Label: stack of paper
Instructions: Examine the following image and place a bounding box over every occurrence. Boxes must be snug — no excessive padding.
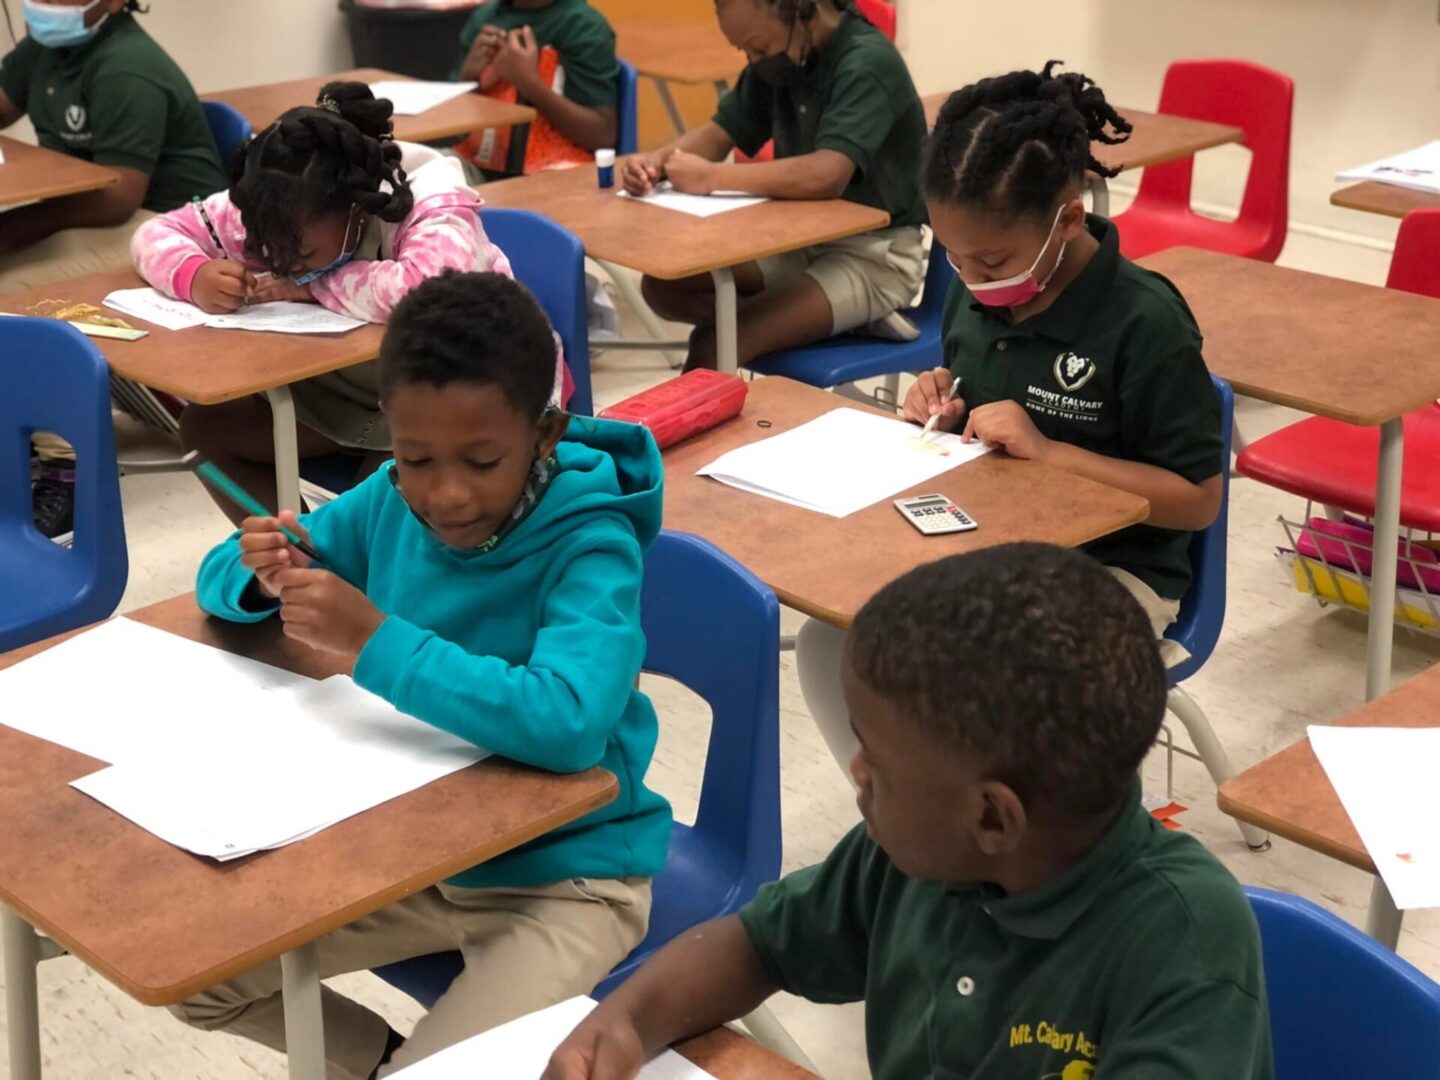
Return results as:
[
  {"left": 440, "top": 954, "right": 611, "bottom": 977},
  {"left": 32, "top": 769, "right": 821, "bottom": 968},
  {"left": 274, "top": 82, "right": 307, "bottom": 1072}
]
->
[
  {"left": 0, "top": 619, "right": 489, "bottom": 860},
  {"left": 105, "top": 287, "right": 365, "bottom": 335},
  {"left": 1336, "top": 141, "right": 1440, "bottom": 197},
  {"left": 698, "top": 407, "right": 991, "bottom": 517},
  {"left": 619, "top": 182, "right": 769, "bottom": 218},
  {"left": 370, "top": 80, "right": 478, "bottom": 116},
  {"left": 392, "top": 997, "right": 715, "bottom": 1079},
  {"left": 1308, "top": 725, "right": 1440, "bottom": 910}
]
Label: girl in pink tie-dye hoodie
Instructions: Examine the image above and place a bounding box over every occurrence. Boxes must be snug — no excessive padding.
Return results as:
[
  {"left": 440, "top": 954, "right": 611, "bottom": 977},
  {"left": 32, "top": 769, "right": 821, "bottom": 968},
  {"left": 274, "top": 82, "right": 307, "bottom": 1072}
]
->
[{"left": 131, "top": 80, "right": 565, "bottom": 524}]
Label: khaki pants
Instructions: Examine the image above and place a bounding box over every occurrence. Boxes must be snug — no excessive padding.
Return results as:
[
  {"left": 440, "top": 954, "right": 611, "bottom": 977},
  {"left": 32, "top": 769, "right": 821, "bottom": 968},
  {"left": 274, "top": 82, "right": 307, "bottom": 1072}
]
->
[
  {"left": 2, "top": 210, "right": 156, "bottom": 464},
  {"left": 170, "top": 876, "right": 651, "bottom": 1080}
]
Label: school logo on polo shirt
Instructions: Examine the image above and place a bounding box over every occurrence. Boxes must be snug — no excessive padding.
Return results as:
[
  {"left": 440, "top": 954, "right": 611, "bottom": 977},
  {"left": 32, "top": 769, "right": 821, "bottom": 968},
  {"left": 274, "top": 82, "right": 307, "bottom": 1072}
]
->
[
  {"left": 65, "top": 104, "right": 87, "bottom": 133},
  {"left": 1053, "top": 352, "right": 1097, "bottom": 392}
]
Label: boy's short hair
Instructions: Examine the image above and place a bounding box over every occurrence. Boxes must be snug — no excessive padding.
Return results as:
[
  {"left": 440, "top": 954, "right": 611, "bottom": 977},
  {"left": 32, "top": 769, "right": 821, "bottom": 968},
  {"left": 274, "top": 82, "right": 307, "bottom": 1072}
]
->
[
  {"left": 848, "top": 543, "right": 1167, "bottom": 817},
  {"left": 378, "top": 270, "right": 557, "bottom": 420}
]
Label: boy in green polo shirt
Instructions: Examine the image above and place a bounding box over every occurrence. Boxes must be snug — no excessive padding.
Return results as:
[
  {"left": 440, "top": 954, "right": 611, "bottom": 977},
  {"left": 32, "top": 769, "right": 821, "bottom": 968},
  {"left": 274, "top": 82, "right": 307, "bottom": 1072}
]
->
[
  {"left": 619, "top": 0, "right": 927, "bottom": 370},
  {"left": 545, "top": 543, "right": 1273, "bottom": 1080}
]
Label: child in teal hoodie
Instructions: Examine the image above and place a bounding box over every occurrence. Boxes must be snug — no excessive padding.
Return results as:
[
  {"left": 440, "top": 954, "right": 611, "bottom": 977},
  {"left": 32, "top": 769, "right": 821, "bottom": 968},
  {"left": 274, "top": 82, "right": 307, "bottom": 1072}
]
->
[{"left": 178, "top": 270, "right": 672, "bottom": 1079}]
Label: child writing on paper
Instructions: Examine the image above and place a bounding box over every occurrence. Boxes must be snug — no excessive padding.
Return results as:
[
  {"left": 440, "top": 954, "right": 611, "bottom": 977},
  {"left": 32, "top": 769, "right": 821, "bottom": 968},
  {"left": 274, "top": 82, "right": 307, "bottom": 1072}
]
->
[
  {"left": 452, "top": 0, "right": 619, "bottom": 178},
  {"left": 547, "top": 545, "right": 1273, "bottom": 1080},
  {"left": 131, "top": 81, "right": 544, "bottom": 524},
  {"left": 175, "top": 271, "right": 671, "bottom": 1079},
  {"left": 619, "top": 0, "right": 927, "bottom": 370}
]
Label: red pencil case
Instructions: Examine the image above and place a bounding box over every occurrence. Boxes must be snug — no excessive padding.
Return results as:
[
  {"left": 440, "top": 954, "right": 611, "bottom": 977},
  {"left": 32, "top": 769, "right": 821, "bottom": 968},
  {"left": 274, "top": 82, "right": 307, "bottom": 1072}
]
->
[{"left": 599, "top": 370, "right": 748, "bottom": 450}]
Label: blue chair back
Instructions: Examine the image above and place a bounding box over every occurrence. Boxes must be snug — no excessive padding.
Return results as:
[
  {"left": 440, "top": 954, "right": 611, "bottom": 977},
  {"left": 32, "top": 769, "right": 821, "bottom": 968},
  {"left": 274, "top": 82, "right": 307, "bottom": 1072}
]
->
[
  {"left": 201, "top": 100, "right": 252, "bottom": 169},
  {"left": 0, "top": 319, "right": 127, "bottom": 650},
  {"left": 480, "top": 207, "right": 593, "bottom": 417},
  {"left": 615, "top": 60, "right": 639, "bottom": 156},
  {"left": 373, "top": 530, "right": 781, "bottom": 1005},
  {"left": 1165, "top": 375, "right": 1232, "bottom": 684},
  {"left": 1248, "top": 887, "right": 1440, "bottom": 1079}
]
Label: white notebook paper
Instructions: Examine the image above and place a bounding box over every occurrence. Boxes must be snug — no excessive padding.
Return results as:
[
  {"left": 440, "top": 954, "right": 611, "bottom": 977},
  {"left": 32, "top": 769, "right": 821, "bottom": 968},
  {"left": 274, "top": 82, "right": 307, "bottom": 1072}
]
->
[
  {"left": 392, "top": 996, "right": 715, "bottom": 1079},
  {"left": 370, "top": 80, "right": 478, "bottom": 116},
  {"left": 1336, "top": 141, "right": 1440, "bottom": 197},
  {"left": 1308, "top": 725, "right": 1440, "bottom": 910},
  {"left": 698, "top": 407, "right": 991, "bottom": 518},
  {"left": 104, "top": 287, "right": 365, "bottom": 335},
  {"left": 619, "top": 182, "right": 769, "bottom": 218}
]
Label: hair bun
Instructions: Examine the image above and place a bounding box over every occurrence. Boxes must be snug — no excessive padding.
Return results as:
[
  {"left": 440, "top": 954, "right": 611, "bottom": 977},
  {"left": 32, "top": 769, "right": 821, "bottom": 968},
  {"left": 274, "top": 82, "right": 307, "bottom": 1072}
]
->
[{"left": 317, "top": 81, "right": 396, "bottom": 142}]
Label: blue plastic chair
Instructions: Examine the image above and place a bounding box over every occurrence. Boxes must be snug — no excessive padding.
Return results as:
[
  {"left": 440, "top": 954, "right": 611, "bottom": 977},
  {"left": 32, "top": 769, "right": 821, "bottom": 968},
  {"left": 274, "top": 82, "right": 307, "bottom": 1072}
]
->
[
  {"left": 747, "top": 235, "right": 953, "bottom": 395},
  {"left": 616, "top": 60, "right": 639, "bottom": 156},
  {"left": 1247, "top": 887, "right": 1440, "bottom": 1079},
  {"left": 1, "top": 319, "right": 127, "bottom": 651},
  {"left": 373, "top": 529, "right": 782, "bottom": 1005},
  {"left": 1163, "top": 376, "right": 1266, "bottom": 850},
  {"left": 201, "top": 100, "right": 252, "bottom": 168}
]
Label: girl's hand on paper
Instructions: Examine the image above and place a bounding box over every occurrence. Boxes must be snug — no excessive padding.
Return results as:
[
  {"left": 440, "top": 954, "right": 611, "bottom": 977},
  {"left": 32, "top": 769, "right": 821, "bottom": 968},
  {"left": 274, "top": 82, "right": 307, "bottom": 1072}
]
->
[
  {"left": 192, "top": 260, "right": 250, "bottom": 314},
  {"left": 543, "top": 1014, "right": 645, "bottom": 1080},
  {"left": 620, "top": 152, "right": 666, "bottom": 196},
  {"left": 248, "top": 276, "right": 314, "bottom": 305},
  {"left": 271, "top": 566, "right": 384, "bottom": 666},
  {"left": 903, "top": 367, "right": 967, "bottom": 432},
  {"left": 665, "top": 149, "right": 718, "bottom": 195},
  {"left": 239, "top": 511, "right": 313, "bottom": 599},
  {"left": 962, "top": 400, "right": 1052, "bottom": 460}
]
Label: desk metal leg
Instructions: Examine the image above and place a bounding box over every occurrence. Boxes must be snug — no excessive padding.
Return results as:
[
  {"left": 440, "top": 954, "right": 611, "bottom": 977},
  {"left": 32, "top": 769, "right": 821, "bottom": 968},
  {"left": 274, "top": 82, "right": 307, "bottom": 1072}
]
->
[
  {"left": 1365, "top": 418, "right": 1403, "bottom": 703},
  {"left": 266, "top": 386, "right": 302, "bottom": 515},
  {"left": 1088, "top": 175, "right": 1111, "bottom": 218},
  {"left": 281, "top": 942, "right": 325, "bottom": 1080},
  {"left": 711, "top": 267, "right": 738, "bottom": 374},
  {"left": 712, "top": 79, "right": 729, "bottom": 101},
  {"left": 653, "top": 80, "right": 687, "bottom": 138},
  {"left": 1366, "top": 877, "right": 1403, "bottom": 948},
  {"left": 3, "top": 907, "right": 42, "bottom": 1080}
]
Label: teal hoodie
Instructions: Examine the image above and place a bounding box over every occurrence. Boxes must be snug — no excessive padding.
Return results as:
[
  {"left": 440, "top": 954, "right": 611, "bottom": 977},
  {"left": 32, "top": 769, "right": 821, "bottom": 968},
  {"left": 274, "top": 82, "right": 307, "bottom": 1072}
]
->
[{"left": 196, "top": 418, "right": 673, "bottom": 888}]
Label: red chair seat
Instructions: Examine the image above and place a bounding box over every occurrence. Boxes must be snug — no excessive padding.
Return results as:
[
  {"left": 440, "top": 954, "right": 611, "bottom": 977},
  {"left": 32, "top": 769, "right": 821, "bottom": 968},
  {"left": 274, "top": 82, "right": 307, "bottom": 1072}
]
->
[
  {"left": 1236, "top": 406, "right": 1440, "bottom": 533},
  {"left": 1117, "top": 207, "right": 1281, "bottom": 262}
]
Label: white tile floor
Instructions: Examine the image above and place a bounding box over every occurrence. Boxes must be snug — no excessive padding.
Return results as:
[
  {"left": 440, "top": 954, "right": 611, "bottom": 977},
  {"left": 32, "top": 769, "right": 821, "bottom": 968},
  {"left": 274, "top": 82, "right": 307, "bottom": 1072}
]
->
[{"left": 4, "top": 234, "right": 1438, "bottom": 1079}]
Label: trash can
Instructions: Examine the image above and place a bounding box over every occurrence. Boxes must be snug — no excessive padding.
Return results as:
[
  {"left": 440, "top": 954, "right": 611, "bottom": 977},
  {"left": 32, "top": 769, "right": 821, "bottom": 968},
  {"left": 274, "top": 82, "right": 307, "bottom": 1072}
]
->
[{"left": 338, "top": 0, "right": 482, "bottom": 82}]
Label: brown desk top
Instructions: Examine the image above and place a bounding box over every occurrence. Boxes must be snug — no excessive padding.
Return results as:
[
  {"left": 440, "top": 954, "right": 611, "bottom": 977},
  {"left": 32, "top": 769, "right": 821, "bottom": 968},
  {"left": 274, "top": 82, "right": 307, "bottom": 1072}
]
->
[
  {"left": 1332, "top": 181, "right": 1440, "bottom": 220},
  {"left": 203, "top": 68, "right": 535, "bottom": 145},
  {"left": 920, "top": 99, "right": 1243, "bottom": 174},
  {"left": 677, "top": 1028, "right": 819, "bottom": 1078},
  {"left": 663, "top": 378, "right": 1150, "bottom": 628},
  {"left": 0, "top": 595, "right": 618, "bottom": 1006},
  {"left": 614, "top": 19, "right": 747, "bottom": 86},
  {"left": 482, "top": 166, "right": 890, "bottom": 280},
  {"left": 0, "top": 135, "right": 117, "bottom": 208},
  {"left": 0, "top": 268, "right": 385, "bottom": 404},
  {"left": 1140, "top": 247, "right": 1440, "bottom": 427},
  {"left": 1218, "top": 661, "right": 1440, "bottom": 874}
]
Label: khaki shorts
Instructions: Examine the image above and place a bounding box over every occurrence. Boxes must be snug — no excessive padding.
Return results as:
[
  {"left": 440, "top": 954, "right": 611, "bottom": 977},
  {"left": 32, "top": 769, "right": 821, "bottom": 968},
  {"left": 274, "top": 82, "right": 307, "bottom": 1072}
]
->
[
  {"left": 756, "top": 224, "right": 926, "bottom": 334},
  {"left": 1110, "top": 567, "right": 1188, "bottom": 667}
]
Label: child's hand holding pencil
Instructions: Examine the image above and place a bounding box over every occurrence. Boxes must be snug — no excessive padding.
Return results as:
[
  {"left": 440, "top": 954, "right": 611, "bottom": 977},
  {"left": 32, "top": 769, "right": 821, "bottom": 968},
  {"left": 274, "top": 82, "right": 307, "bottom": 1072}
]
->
[{"left": 238, "top": 510, "right": 315, "bottom": 599}]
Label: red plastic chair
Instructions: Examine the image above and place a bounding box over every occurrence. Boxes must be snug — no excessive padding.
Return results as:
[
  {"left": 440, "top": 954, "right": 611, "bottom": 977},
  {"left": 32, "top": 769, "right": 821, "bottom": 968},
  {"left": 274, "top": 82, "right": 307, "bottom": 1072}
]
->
[
  {"left": 1236, "top": 210, "right": 1440, "bottom": 531},
  {"left": 735, "top": 0, "right": 896, "bottom": 165},
  {"left": 1113, "top": 59, "right": 1294, "bottom": 263}
]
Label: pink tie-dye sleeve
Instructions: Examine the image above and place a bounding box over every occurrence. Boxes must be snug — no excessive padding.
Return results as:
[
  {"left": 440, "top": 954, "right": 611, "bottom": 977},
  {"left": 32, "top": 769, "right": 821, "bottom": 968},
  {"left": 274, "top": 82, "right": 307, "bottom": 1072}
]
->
[
  {"left": 305, "top": 193, "right": 507, "bottom": 324},
  {"left": 130, "top": 192, "right": 252, "bottom": 298}
]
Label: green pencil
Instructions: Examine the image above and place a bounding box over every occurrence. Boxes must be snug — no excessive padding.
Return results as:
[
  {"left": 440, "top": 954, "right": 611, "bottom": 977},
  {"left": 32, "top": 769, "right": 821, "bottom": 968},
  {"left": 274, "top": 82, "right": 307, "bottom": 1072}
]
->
[{"left": 183, "top": 451, "right": 325, "bottom": 564}]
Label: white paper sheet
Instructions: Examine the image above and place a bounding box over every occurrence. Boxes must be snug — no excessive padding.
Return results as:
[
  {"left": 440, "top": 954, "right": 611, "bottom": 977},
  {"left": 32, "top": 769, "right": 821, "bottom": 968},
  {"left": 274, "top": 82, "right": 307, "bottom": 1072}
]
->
[
  {"left": 104, "top": 287, "right": 364, "bottom": 335},
  {"left": 698, "top": 407, "right": 992, "bottom": 518},
  {"left": 392, "top": 996, "right": 715, "bottom": 1079},
  {"left": 1336, "top": 141, "right": 1440, "bottom": 197},
  {"left": 1308, "top": 725, "right": 1440, "bottom": 910},
  {"left": 370, "top": 80, "right": 478, "bottom": 116},
  {"left": 619, "top": 182, "right": 769, "bottom": 218}
]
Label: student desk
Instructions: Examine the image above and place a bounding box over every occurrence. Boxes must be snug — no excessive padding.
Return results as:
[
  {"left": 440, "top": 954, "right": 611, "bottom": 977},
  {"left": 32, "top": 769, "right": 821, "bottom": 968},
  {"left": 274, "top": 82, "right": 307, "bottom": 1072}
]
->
[
  {"left": 920, "top": 96, "right": 1244, "bottom": 217},
  {"left": 613, "top": 19, "right": 747, "bottom": 137},
  {"left": 674, "top": 1027, "right": 818, "bottom": 1078},
  {"left": 1218, "top": 661, "right": 1440, "bottom": 950},
  {"left": 481, "top": 166, "right": 890, "bottom": 374},
  {"left": 0, "top": 136, "right": 117, "bottom": 208},
  {"left": 203, "top": 67, "right": 536, "bottom": 145},
  {"left": 0, "top": 268, "right": 385, "bottom": 514},
  {"left": 1331, "top": 182, "right": 1440, "bottom": 220},
  {"left": 1141, "top": 246, "right": 1440, "bottom": 941},
  {"left": 0, "top": 594, "right": 618, "bottom": 1080}
]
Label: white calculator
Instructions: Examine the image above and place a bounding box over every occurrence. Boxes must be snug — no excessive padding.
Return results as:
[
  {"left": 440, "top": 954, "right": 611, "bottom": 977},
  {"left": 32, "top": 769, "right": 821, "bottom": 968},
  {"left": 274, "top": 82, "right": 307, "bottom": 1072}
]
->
[{"left": 894, "top": 494, "right": 978, "bottom": 535}]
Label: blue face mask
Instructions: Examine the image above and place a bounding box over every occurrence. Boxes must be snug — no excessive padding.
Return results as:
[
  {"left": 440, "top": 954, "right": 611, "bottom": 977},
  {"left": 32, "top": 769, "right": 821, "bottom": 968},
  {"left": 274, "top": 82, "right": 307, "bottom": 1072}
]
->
[
  {"left": 292, "top": 206, "right": 362, "bottom": 286},
  {"left": 23, "top": 0, "right": 109, "bottom": 49}
]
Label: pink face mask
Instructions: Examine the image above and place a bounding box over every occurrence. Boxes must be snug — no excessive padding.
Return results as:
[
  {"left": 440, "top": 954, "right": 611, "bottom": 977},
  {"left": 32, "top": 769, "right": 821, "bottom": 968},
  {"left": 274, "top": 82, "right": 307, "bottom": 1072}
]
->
[{"left": 951, "top": 202, "right": 1072, "bottom": 309}]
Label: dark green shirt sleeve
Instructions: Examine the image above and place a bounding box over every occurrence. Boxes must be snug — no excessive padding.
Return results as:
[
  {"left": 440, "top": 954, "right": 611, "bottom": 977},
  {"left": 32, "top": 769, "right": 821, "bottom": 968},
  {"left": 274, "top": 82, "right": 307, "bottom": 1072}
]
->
[
  {"left": 1118, "top": 343, "right": 1224, "bottom": 483},
  {"left": 813, "top": 65, "right": 896, "bottom": 177},
  {"left": 0, "top": 39, "right": 38, "bottom": 112},
  {"left": 737, "top": 825, "right": 884, "bottom": 1005},
  {"left": 554, "top": 12, "right": 618, "bottom": 108},
  {"left": 85, "top": 72, "right": 168, "bottom": 175},
  {"left": 1096, "top": 980, "right": 1272, "bottom": 1079},
  {"left": 712, "top": 70, "right": 771, "bottom": 159},
  {"left": 451, "top": 2, "right": 501, "bottom": 81}
]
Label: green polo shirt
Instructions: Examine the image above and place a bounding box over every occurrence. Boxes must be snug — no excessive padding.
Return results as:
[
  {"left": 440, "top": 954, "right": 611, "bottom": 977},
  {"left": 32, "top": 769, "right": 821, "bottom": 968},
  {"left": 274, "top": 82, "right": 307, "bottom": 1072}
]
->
[
  {"left": 713, "top": 5, "right": 925, "bottom": 229},
  {"left": 451, "top": 0, "right": 618, "bottom": 108},
  {"left": 941, "top": 216, "right": 1223, "bottom": 599},
  {"left": 0, "top": 14, "right": 226, "bottom": 213},
  {"left": 739, "top": 787, "right": 1272, "bottom": 1080}
]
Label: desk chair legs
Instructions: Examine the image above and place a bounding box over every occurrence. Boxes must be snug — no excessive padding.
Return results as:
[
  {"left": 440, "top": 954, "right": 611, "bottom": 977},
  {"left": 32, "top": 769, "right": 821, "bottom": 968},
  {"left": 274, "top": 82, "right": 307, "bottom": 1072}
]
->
[
  {"left": 280, "top": 942, "right": 326, "bottom": 1080},
  {"left": 1366, "top": 877, "right": 1404, "bottom": 949},
  {"left": 593, "top": 259, "right": 685, "bottom": 369},
  {"left": 1165, "top": 685, "right": 1270, "bottom": 850},
  {"left": 1365, "top": 419, "right": 1404, "bottom": 702},
  {"left": 653, "top": 80, "right": 688, "bottom": 138},
  {"left": 795, "top": 619, "right": 860, "bottom": 785},
  {"left": 266, "top": 386, "right": 302, "bottom": 515},
  {"left": 712, "top": 268, "right": 739, "bottom": 375},
  {"left": 3, "top": 906, "right": 42, "bottom": 1080},
  {"left": 1088, "top": 176, "right": 1111, "bottom": 218},
  {"left": 740, "top": 1004, "right": 819, "bottom": 1073}
]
